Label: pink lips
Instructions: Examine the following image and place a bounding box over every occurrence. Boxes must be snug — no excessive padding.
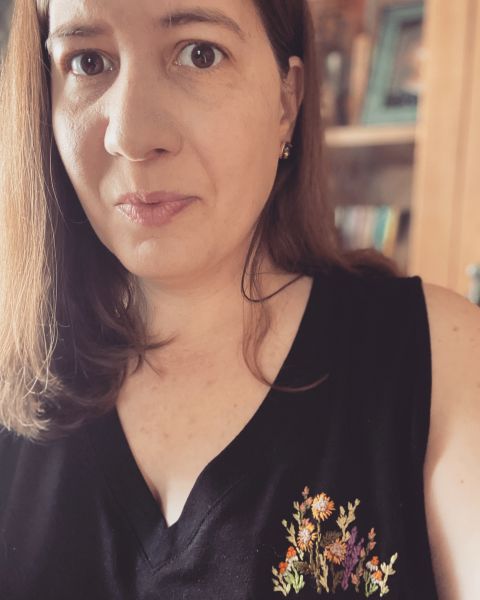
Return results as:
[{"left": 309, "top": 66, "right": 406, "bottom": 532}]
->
[{"left": 115, "top": 191, "right": 197, "bottom": 226}]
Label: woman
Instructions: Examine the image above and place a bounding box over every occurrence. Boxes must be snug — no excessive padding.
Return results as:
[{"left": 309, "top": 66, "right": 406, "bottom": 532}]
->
[{"left": 0, "top": 0, "right": 478, "bottom": 598}]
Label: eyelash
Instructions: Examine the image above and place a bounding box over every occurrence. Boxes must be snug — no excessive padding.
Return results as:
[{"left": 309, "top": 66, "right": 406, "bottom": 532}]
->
[{"left": 60, "top": 40, "right": 228, "bottom": 79}]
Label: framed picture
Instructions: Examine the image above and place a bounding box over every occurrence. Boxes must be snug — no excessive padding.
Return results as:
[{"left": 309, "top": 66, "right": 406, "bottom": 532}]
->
[{"left": 361, "top": 3, "right": 425, "bottom": 125}]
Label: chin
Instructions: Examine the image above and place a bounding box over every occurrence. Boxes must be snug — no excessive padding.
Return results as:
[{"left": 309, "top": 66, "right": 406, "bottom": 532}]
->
[{"left": 118, "top": 250, "right": 204, "bottom": 285}]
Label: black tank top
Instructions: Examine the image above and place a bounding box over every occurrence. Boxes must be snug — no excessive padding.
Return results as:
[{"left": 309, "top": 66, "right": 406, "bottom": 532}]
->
[{"left": 0, "top": 267, "right": 438, "bottom": 599}]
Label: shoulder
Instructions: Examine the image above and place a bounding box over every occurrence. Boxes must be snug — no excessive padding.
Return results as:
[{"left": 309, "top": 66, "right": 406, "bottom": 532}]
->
[
  {"left": 421, "top": 281, "right": 480, "bottom": 423},
  {"left": 420, "top": 282, "right": 480, "bottom": 598}
]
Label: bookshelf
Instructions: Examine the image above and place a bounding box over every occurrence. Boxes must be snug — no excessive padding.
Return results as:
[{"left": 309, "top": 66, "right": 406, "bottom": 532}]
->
[
  {"left": 310, "top": 0, "right": 425, "bottom": 275},
  {"left": 312, "top": 0, "right": 480, "bottom": 299},
  {"left": 309, "top": 0, "right": 424, "bottom": 274}
]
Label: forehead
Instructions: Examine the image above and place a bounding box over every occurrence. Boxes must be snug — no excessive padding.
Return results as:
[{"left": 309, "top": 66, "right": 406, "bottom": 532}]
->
[{"left": 47, "top": 0, "right": 260, "bottom": 41}]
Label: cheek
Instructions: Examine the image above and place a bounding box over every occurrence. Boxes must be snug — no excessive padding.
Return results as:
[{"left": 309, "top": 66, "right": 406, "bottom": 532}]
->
[
  {"left": 54, "top": 138, "right": 91, "bottom": 190},
  {"left": 52, "top": 110, "right": 76, "bottom": 179},
  {"left": 52, "top": 103, "right": 103, "bottom": 198},
  {"left": 201, "top": 82, "right": 281, "bottom": 221}
]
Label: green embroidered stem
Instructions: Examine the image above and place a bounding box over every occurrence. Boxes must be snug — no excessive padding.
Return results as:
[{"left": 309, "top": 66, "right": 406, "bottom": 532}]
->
[
  {"left": 317, "top": 552, "right": 330, "bottom": 593},
  {"left": 378, "top": 553, "right": 398, "bottom": 597},
  {"left": 336, "top": 499, "right": 360, "bottom": 541}
]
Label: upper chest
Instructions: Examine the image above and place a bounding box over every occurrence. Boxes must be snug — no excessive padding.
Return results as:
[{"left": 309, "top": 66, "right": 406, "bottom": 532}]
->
[
  {"left": 113, "top": 278, "right": 315, "bottom": 527},
  {"left": 116, "top": 365, "right": 272, "bottom": 525}
]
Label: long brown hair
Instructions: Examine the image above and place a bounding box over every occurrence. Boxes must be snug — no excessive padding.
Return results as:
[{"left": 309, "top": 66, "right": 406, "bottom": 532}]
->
[{"left": 0, "top": 0, "right": 400, "bottom": 441}]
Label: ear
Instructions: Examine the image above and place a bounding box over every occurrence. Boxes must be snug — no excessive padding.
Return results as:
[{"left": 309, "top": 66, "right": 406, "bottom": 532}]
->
[{"left": 279, "top": 56, "right": 305, "bottom": 144}]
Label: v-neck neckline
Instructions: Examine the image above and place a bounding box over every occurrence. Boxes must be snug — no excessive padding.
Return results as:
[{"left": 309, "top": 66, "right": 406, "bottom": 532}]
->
[{"left": 85, "top": 271, "right": 328, "bottom": 571}]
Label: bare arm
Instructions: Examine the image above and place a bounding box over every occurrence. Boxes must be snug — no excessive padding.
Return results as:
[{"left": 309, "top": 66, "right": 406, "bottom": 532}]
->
[{"left": 422, "top": 282, "right": 480, "bottom": 599}]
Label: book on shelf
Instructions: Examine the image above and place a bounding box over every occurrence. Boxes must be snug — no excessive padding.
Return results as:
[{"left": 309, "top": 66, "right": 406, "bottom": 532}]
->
[
  {"left": 335, "top": 203, "right": 408, "bottom": 257},
  {"left": 347, "top": 31, "right": 372, "bottom": 125}
]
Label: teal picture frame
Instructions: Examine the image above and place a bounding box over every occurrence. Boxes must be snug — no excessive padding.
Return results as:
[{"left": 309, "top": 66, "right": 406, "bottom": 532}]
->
[{"left": 362, "top": 3, "right": 424, "bottom": 125}]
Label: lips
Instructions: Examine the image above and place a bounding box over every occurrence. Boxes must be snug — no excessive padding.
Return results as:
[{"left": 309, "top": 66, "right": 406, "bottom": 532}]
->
[
  {"left": 115, "top": 191, "right": 197, "bottom": 226},
  {"left": 116, "top": 191, "right": 194, "bottom": 205}
]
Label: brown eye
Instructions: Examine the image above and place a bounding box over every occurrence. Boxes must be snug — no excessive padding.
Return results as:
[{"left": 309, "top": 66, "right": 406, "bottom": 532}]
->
[
  {"left": 176, "top": 42, "right": 225, "bottom": 70},
  {"left": 70, "top": 52, "right": 113, "bottom": 77}
]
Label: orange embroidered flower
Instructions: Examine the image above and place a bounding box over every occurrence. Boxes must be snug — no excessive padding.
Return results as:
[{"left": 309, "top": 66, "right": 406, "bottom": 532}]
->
[
  {"left": 324, "top": 538, "right": 347, "bottom": 565},
  {"left": 372, "top": 570, "right": 384, "bottom": 582},
  {"left": 286, "top": 546, "right": 297, "bottom": 559},
  {"left": 278, "top": 561, "right": 288, "bottom": 575},
  {"left": 311, "top": 493, "right": 335, "bottom": 521},
  {"left": 297, "top": 518, "right": 318, "bottom": 551}
]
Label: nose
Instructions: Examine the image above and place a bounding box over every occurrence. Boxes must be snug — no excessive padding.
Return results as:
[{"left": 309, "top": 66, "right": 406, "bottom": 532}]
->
[{"left": 103, "top": 64, "right": 182, "bottom": 162}]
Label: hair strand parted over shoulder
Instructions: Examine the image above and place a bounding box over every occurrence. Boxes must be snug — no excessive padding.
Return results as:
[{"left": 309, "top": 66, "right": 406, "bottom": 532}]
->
[{"left": 0, "top": 0, "right": 400, "bottom": 441}]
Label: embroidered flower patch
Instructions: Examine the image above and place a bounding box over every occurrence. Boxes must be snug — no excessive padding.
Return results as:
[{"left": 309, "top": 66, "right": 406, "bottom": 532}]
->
[{"left": 271, "top": 486, "right": 398, "bottom": 597}]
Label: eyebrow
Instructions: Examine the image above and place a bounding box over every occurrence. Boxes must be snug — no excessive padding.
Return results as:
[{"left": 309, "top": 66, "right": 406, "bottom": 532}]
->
[{"left": 45, "top": 7, "right": 247, "bottom": 55}]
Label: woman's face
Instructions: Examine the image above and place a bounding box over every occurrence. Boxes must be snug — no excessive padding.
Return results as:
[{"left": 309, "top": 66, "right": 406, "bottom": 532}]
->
[{"left": 48, "top": 0, "right": 303, "bottom": 284}]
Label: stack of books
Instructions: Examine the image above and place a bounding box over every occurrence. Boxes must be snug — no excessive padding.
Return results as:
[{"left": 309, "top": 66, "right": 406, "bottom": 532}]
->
[{"left": 335, "top": 204, "right": 409, "bottom": 257}]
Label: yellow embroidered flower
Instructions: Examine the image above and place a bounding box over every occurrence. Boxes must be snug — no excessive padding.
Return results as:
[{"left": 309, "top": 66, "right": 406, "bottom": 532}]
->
[
  {"left": 311, "top": 492, "right": 335, "bottom": 521},
  {"left": 324, "top": 538, "right": 347, "bottom": 565},
  {"left": 372, "top": 570, "right": 384, "bottom": 582},
  {"left": 297, "top": 518, "right": 318, "bottom": 551}
]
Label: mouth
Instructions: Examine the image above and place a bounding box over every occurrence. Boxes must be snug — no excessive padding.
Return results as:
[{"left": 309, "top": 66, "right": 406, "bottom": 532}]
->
[
  {"left": 115, "top": 191, "right": 197, "bottom": 227},
  {"left": 116, "top": 191, "right": 195, "bottom": 205}
]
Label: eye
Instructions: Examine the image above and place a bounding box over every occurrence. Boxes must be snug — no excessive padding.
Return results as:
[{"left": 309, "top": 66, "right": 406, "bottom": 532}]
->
[
  {"left": 175, "top": 42, "right": 226, "bottom": 70},
  {"left": 67, "top": 52, "right": 114, "bottom": 77}
]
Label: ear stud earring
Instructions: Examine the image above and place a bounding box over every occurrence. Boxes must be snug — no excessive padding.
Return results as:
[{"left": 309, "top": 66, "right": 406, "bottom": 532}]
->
[{"left": 280, "top": 141, "right": 293, "bottom": 160}]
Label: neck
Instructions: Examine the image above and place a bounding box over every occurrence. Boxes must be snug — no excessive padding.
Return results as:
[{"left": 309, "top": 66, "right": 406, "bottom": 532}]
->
[{"left": 132, "top": 255, "right": 303, "bottom": 370}]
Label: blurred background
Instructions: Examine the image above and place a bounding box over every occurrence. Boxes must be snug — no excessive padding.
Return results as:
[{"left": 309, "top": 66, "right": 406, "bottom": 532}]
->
[
  {"left": 1, "top": 0, "right": 479, "bottom": 304},
  {"left": 312, "top": 0, "right": 480, "bottom": 305}
]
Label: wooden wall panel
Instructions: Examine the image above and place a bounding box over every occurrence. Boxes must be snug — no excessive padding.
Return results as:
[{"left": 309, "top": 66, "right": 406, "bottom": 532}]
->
[
  {"left": 409, "top": 0, "right": 475, "bottom": 288},
  {"left": 454, "top": 2, "right": 480, "bottom": 297}
]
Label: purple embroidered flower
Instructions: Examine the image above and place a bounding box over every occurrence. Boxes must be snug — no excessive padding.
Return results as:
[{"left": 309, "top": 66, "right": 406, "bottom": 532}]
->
[{"left": 341, "top": 526, "right": 364, "bottom": 591}]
